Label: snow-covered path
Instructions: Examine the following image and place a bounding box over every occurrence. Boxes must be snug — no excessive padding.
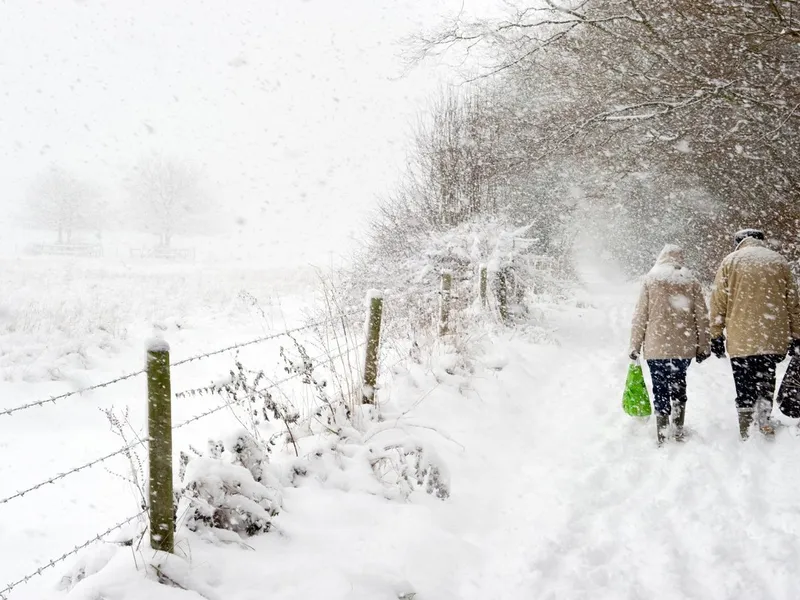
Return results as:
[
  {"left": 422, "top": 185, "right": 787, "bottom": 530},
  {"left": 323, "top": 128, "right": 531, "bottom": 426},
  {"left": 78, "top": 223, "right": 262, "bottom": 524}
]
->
[{"left": 451, "top": 262, "right": 800, "bottom": 599}]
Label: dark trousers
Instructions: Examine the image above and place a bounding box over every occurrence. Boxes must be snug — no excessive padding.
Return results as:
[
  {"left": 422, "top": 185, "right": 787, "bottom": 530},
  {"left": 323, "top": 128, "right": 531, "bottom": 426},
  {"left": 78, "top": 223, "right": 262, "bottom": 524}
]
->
[
  {"left": 647, "top": 359, "right": 691, "bottom": 416},
  {"left": 730, "top": 355, "right": 783, "bottom": 416}
]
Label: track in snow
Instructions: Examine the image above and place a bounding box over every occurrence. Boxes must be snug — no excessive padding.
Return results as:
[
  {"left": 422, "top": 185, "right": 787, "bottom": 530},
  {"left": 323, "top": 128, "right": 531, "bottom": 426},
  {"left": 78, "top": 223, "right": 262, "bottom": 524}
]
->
[{"left": 457, "top": 262, "right": 800, "bottom": 600}]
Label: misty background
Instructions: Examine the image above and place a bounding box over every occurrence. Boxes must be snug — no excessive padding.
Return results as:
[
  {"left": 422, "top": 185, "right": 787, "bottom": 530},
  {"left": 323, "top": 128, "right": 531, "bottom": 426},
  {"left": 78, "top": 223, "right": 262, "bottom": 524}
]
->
[
  {"left": 0, "top": 0, "right": 491, "bottom": 265},
  {"left": 2, "top": 0, "right": 797, "bottom": 286}
]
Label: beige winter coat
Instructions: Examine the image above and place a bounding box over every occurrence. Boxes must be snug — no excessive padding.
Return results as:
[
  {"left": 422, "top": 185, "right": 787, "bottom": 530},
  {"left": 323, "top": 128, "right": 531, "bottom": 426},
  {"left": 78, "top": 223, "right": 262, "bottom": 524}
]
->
[
  {"left": 709, "top": 237, "right": 800, "bottom": 357},
  {"left": 630, "top": 246, "right": 710, "bottom": 360}
]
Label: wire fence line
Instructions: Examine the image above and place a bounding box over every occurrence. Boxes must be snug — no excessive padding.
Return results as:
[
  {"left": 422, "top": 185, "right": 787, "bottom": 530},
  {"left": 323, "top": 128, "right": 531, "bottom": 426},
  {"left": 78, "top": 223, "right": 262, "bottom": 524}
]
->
[
  {"left": 0, "top": 340, "right": 370, "bottom": 509},
  {"left": 173, "top": 370, "right": 312, "bottom": 430},
  {"left": 170, "top": 309, "right": 363, "bottom": 368},
  {"left": 0, "top": 310, "right": 363, "bottom": 419},
  {"left": 0, "top": 303, "right": 384, "bottom": 597},
  {"left": 0, "top": 369, "right": 147, "bottom": 418},
  {"left": 0, "top": 509, "right": 148, "bottom": 600},
  {"left": 0, "top": 439, "right": 147, "bottom": 508},
  {"left": 173, "top": 342, "right": 368, "bottom": 430}
]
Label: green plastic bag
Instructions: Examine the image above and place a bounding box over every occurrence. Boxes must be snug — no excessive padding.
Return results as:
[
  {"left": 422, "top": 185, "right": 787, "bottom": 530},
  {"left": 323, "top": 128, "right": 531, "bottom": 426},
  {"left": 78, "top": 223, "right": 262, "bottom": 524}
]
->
[{"left": 622, "top": 361, "right": 652, "bottom": 417}]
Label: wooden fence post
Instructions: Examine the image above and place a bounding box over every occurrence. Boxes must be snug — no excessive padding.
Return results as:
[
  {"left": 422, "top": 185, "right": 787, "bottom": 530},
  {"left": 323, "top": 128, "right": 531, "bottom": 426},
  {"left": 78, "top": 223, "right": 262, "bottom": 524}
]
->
[
  {"left": 147, "top": 339, "right": 174, "bottom": 554},
  {"left": 439, "top": 272, "right": 452, "bottom": 337},
  {"left": 362, "top": 293, "right": 384, "bottom": 405},
  {"left": 479, "top": 265, "right": 488, "bottom": 307},
  {"left": 497, "top": 268, "right": 509, "bottom": 323}
]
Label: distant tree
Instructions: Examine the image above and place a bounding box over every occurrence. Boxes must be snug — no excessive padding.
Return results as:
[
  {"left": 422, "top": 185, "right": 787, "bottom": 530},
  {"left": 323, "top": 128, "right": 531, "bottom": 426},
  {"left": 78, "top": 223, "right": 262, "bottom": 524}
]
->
[
  {"left": 26, "top": 167, "right": 98, "bottom": 244},
  {"left": 127, "top": 156, "right": 208, "bottom": 247}
]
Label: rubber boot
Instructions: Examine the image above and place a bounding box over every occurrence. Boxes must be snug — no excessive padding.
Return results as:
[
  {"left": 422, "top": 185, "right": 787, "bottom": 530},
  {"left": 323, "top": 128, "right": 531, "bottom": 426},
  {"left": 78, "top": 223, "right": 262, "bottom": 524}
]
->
[
  {"left": 656, "top": 414, "right": 670, "bottom": 446},
  {"left": 756, "top": 398, "right": 775, "bottom": 438},
  {"left": 672, "top": 402, "right": 686, "bottom": 442},
  {"left": 738, "top": 409, "right": 753, "bottom": 441}
]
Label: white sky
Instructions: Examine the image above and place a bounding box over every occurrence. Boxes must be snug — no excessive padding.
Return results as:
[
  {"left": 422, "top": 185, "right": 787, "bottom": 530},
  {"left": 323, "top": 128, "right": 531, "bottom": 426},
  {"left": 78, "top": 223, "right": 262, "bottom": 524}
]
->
[{"left": 0, "top": 0, "right": 491, "bottom": 263}]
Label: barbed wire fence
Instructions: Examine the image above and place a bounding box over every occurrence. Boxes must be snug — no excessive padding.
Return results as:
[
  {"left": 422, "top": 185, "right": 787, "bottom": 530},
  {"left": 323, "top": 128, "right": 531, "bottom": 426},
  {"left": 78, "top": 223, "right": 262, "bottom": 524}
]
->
[
  {"left": 0, "top": 510, "right": 148, "bottom": 600},
  {"left": 0, "top": 300, "right": 395, "bottom": 600}
]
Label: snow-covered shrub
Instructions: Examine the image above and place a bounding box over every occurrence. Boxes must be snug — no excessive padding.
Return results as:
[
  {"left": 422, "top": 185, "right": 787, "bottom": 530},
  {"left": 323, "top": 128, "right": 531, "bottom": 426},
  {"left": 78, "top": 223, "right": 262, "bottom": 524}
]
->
[
  {"left": 370, "top": 438, "right": 450, "bottom": 500},
  {"left": 287, "top": 424, "right": 450, "bottom": 502},
  {"left": 277, "top": 343, "right": 449, "bottom": 501},
  {"left": 177, "top": 346, "right": 300, "bottom": 537},
  {"left": 176, "top": 335, "right": 450, "bottom": 542},
  {"left": 177, "top": 353, "right": 303, "bottom": 451},
  {"left": 344, "top": 218, "right": 492, "bottom": 334},
  {"left": 327, "top": 85, "right": 577, "bottom": 344},
  {"left": 176, "top": 433, "right": 282, "bottom": 538},
  {"left": 341, "top": 215, "right": 572, "bottom": 346}
]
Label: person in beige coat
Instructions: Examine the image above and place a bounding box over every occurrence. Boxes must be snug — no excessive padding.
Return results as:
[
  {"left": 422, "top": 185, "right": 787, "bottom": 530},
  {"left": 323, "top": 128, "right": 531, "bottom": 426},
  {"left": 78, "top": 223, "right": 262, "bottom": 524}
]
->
[
  {"left": 709, "top": 229, "right": 800, "bottom": 439},
  {"left": 629, "top": 245, "right": 711, "bottom": 444}
]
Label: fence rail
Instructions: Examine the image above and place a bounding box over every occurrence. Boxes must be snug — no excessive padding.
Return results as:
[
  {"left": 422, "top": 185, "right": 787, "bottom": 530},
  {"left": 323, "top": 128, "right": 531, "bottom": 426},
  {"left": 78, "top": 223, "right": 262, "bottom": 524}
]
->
[{"left": 26, "top": 243, "right": 103, "bottom": 258}]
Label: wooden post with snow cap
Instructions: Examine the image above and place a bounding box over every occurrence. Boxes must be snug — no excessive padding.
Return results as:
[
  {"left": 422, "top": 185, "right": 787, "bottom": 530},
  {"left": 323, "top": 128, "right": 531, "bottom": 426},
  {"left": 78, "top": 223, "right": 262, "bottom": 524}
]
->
[
  {"left": 362, "top": 290, "right": 384, "bottom": 405},
  {"left": 439, "top": 271, "right": 452, "bottom": 337},
  {"left": 479, "top": 265, "right": 488, "bottom": 307},
  {"left": 146, "top": 338, "right": 174, "bottom": 554}
]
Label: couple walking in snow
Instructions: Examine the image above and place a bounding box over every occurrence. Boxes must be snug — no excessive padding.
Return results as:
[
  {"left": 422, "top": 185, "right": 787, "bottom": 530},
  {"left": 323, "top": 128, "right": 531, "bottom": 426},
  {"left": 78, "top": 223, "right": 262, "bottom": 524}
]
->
[{"left": 629, "top": 229, "right": 800, "bottom": 444}]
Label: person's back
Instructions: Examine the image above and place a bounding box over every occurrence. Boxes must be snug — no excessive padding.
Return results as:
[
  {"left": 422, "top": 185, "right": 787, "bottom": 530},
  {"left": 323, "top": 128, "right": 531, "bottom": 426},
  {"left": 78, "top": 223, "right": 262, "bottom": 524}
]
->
[
  {"left": 711, "top": 236, "right": 799, "bottom": 357},
  {"left": 632, "top": 245, "right": 708, "bottom": 361},
  {"left": 710, "top": 228, "right": 800, "bottom": 439},
  {"left": 629, "top": 244, "right": 709, "bottom": 444}
]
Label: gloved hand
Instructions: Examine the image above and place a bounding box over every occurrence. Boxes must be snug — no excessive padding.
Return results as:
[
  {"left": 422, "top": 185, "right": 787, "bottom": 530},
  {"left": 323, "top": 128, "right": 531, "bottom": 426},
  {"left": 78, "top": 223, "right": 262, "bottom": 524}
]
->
[
  {"left": 788, "top": 338, "right": 800, "bottom": 358},
  {"left": 711, "top": 337, "right": 726, "bottom": 359},
  {"left": 696, "top": 350, "right": 711, "bottom": 364},
  {"left": 629, "top": 350, "right": 640, "bottom": 362}
]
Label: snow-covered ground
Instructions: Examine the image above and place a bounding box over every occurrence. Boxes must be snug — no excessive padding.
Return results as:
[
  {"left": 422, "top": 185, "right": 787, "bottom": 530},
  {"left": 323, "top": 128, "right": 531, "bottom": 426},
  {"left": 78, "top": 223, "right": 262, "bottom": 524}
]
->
[
  {"left": 0, "top": 237, "right": 320, "bottom": 598},
  {"left": 5, "top": 243, "right": 800, "bottom": 600},
  {"left": 2, "top": 2, "right": 799, "bottom": 596}
]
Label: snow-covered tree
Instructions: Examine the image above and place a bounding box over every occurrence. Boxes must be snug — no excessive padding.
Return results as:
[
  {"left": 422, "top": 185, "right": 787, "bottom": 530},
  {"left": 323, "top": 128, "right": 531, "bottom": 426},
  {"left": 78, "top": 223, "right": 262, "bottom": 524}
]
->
[
  {"left": 409, "top": 0, "right": 800, "bottom": 274},
  {"left": 26, "top": 167, "right": 99, "bottom": 244},
  {"left": 126, "top": 156, "right": 208, "bottom": 247}
]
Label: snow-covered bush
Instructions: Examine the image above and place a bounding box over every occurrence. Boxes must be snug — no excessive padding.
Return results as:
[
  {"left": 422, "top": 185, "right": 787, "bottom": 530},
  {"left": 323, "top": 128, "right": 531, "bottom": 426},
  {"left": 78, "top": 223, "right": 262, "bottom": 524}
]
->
[
  {"left": 286, "top": 423, "right": 450, "bottom": 501},
  {"left": 175, "top": 335, "right": 450, "bottom": 547},
  {"left": 323, "top": 86, "right": 576, "bottom": 346},
  {"left": 177, "top": 434, "right": 282, "bottom": 539},
  {"left": 344, "top": 216, "right": 571, "bottom": 342},
  {"left": 369, "top": 437, "right": 450, "bottom": 501}
]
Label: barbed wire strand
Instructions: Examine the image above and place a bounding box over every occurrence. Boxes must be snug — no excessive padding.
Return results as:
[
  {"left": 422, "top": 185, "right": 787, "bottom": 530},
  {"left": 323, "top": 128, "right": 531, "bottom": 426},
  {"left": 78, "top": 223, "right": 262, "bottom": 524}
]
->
[
  {"left": 0, "top": 312, "right": 379, "bottom": 596},
  {"left": 0, "top": 509, "right": 148, "bottom": 600},
  {"left": 0, "top": 342, "right": 369, "bottom": 507},
  {"left": 173, "top": 342, "right": 367, "bottom": 430},
  {"left": 173, "top": 340, "right": 366, "bottom": 400},
  {"left": 0, "top": 439, "right": 146, "bottom": 508},
  {"left": 0, "top": 310, "right": 364, "bottom": 419},
  {"left": 170, "top": 309, "right": 363, "bottom": 368},
  {"left": 0, "top": 369, "right": 147, "bottom": 418}
]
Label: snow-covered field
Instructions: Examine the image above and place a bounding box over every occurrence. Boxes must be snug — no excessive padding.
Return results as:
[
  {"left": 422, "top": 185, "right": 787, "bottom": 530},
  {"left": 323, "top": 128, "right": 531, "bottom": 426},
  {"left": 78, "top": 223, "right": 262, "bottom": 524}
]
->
[
  {"left": 5, "top": 240, "right": 800, "bottom": 599},
  {"left": 0, "top": 231, "right": 320, "bottom": 597}
]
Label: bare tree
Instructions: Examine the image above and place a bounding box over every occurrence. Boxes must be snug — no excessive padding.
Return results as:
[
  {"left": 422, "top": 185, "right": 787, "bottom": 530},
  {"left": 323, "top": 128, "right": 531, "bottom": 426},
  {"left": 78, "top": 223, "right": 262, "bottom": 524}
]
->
[
  {"left": 127, "top": 156, "right": 207, "bottom": 247},
  {"left": 408, "top": 0, "right": 800, "bottom": 273},
  {"left": 26, "top": 167, "right": 98, "bottom": 244}
]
